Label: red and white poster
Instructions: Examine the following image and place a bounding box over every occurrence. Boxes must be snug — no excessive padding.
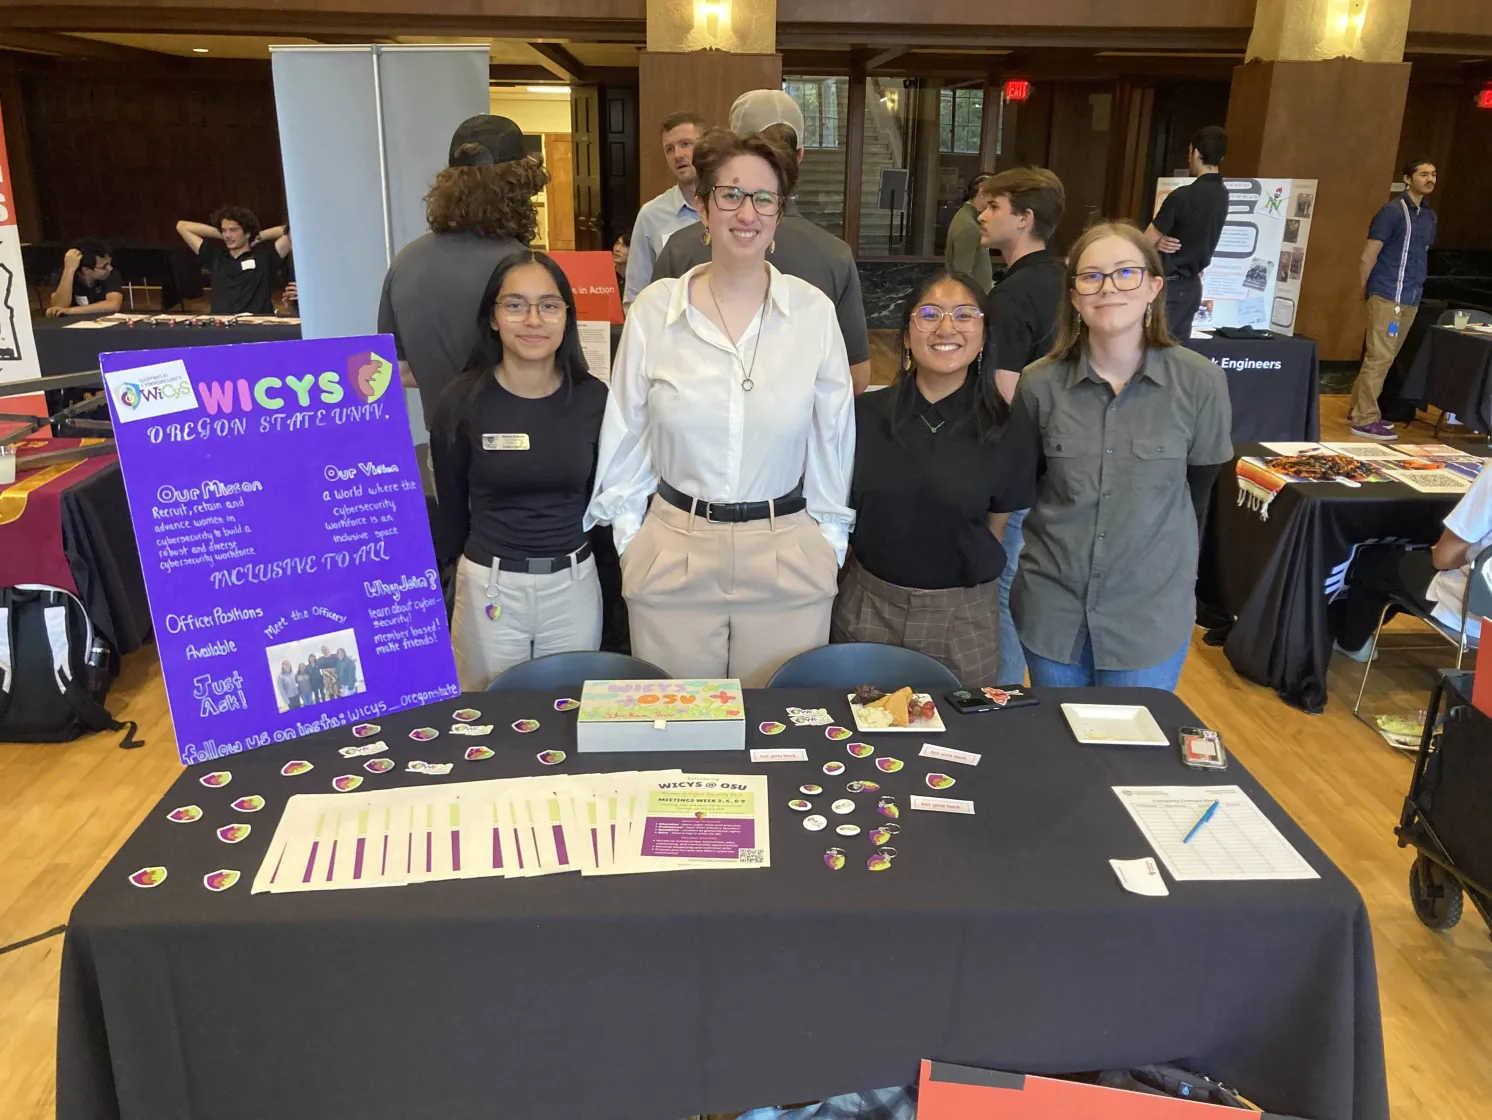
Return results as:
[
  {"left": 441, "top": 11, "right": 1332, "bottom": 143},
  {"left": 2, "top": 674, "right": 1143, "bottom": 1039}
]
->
[
  {"left": 0, "top": 98, "right": 40, "bottom": 385},
  {"left": 548, "top": 250, "right": 623, "bottom": 383}
]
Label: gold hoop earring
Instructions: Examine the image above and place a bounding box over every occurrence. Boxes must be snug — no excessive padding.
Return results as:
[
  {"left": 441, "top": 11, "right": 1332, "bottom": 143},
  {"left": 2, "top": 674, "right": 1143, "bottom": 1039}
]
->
[
  {"left": 702, "top": 229, "right": 711, "bottom": 247},
  {"left": 770, "top": 239, "right": 776, "bottom": 254},
  {"left": 902, "top": 349, "right": 913, "bottom": 372},
  {"left": 1144, "top": 305, "right": 1153, "bottom": 329}
]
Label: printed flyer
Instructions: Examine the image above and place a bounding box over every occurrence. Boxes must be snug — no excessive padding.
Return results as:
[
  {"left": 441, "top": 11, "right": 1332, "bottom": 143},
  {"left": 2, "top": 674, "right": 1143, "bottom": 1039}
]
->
[
  {"left": 101, "top": 335, "right": 459, "bottom": 765},
  {"left": 1153, "top": 176, "right": 1318, "bottom": 335}
]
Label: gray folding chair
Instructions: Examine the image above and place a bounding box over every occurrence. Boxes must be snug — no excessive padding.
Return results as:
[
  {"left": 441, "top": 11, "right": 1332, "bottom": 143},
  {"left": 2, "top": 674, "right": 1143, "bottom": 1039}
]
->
[{"left": 1354, "top": 548, "right": 1492, "bottom": 716}]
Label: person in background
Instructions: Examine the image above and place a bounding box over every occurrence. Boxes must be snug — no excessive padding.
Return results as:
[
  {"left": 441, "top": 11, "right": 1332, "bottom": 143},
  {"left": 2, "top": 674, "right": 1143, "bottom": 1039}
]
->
[
  {"left": 653, "top": 90, "right": 873, "bottom": 395},
  {"left": 276, "top": 659, "right": 299, "bottom": 712},
  {"left": 613, "top": 229, "right": 631, "bottom": 293},
  {"left": 945, "top": 173, "right": 993, "bottom": 293},
  {"left": 315, "top": 644, "right": 335, "bottom": 702},
  {"left": 1331, "top": 463, "right": 1492, "bottom": 661},
  {"left": 295, "top": 662, "right": 315, "bottom": 708},
  {"left": 175, "top": 206, "right": 291, "bottom": 315},
  {"left": 1144, "top": 125, "right": 1229, "bottom": 340},
  {"left": 588, "top": 128, "right": 855, "bottom": 688},
  {"left": 977, "top": 165, "right": 1067, "bottom": 687},
  {"left": 377, "top": 115, "right": 549, "bottom": 427},
  {"left": 45, "top": 239, "right": 123, "bottom": 317},
  {"left": 432, "top": 251, "right": 608, "bottom": 690},
  {"left": 336, "top": 647, "right": 359, "bottom": 695},
  {"left": 1346, "top": 157, "right": 1439, "bottom": 441},
  {"left": 832, "top": 270, "right": 1036, "bottom": 684},
  {"left": 1010, "top": 221, "right": 1232, "bottom": 690},
  {"left": 624, "top": 110, "right": 706, "bottom": 308}
]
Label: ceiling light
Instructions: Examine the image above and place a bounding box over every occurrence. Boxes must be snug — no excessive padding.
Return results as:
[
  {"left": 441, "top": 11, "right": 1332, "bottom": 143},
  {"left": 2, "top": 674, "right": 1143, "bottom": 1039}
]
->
[
  {"left": 192, "top": 47, "right": 210, "bottom": 53},
  {"left": 525, "top": 85, "right": 571, "bottom": 94}
]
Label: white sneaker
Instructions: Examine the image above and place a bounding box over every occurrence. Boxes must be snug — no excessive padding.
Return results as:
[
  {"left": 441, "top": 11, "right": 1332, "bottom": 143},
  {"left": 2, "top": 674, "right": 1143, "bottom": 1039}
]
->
[{"left": 1334, "top": 639, "right": 1379, "bottom": 663}]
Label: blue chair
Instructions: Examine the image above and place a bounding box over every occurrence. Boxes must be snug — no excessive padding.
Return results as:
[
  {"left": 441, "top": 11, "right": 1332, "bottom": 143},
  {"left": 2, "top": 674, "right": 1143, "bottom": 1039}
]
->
[
  {"left": 766, "top": 642, "right": 961, "bottom": 690},
  {"left": 485, "top": 651, "right": 668, "bottom": 692}
]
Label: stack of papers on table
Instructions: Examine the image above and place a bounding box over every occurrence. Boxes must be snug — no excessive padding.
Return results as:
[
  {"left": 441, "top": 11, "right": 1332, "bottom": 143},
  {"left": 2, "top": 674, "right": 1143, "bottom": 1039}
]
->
[
  {"left": 252, "top": 770, "right": 770, "bottom": 893},
  {"left": 1113, "top": 785, "right": 1318, "bottom": 881}
]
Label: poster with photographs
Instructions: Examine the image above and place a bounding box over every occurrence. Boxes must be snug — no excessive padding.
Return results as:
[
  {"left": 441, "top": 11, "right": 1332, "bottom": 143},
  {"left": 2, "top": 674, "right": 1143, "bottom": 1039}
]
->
[{"left": 1153, "top": 176, "right": 1318, "bottom": 335}]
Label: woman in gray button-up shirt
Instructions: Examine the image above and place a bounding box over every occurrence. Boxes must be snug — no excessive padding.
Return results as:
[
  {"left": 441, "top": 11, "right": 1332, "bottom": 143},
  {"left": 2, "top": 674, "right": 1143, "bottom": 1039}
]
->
[{"left": 1009, "top": 221, "right": 1232, "bottom": 690}]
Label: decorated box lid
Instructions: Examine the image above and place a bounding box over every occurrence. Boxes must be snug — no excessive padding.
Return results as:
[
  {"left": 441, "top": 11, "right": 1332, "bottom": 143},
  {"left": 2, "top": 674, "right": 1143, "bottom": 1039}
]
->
[{"left": 578, "top": 680, "right": 745, "bottom": 724}]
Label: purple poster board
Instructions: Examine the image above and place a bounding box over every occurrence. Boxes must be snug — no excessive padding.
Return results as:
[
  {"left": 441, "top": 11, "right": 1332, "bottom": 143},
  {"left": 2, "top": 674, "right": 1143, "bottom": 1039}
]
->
[{"left": 100, "top": 335, "right": 459, "bottom": 764}]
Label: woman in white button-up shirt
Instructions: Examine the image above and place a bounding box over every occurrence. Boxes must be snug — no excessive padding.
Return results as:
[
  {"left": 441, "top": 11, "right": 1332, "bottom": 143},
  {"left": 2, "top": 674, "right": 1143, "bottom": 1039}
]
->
[{"left": 586, "top": 128, "right": 855, "bottom": 687}]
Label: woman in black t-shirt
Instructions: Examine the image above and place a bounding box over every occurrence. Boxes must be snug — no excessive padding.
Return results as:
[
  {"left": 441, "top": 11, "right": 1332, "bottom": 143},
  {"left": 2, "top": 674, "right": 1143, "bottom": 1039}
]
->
[
  {"left": 431, "top": 251, "right": 609, "bottom": 690},
  {"left": 831, "top": 271, "right": 1037, "bottom": 685}
]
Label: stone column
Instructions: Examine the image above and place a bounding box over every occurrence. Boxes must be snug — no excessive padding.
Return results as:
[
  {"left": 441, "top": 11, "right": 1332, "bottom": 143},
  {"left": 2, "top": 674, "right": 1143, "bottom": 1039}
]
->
[
  {"left": 1225, "top": 0, "right": 1413, "bottom": 358},
  {"left": 638, "top": 0, "right": 781, "bottom": 204}
]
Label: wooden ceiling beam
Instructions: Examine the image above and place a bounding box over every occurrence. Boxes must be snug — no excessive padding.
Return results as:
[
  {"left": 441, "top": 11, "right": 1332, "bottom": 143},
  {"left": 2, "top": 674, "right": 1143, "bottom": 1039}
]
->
[
  {"left": 528, "top": 41, "right": 588, "bottom": 83},
  {"left": 0, "top": 30, "right": 171, "bottom": 63}
]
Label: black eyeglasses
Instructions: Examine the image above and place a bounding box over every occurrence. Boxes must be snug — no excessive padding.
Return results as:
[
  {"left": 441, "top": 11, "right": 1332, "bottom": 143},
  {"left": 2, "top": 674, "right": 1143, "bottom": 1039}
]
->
[
  {"left": 1073, "top": 266, "right": 1149, "bottom": 295},
  {"left": 708, "top": 186, "right": 784, "bottom": 217}
]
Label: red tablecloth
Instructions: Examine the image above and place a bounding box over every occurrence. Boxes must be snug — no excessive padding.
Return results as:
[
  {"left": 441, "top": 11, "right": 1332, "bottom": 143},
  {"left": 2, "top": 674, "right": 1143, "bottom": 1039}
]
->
[{"left": 0, "top": 438, "right": 120, "bottom": 593}]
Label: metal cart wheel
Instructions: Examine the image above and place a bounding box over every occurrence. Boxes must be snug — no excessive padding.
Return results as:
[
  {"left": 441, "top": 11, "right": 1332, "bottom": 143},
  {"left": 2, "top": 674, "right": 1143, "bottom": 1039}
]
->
[{"left": 1409, "top": 854, "right": 1465, "bottom": 931}]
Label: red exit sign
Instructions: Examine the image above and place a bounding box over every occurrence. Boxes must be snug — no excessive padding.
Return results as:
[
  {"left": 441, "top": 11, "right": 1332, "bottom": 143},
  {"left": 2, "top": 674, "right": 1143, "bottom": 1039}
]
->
[
  {"left": 1004, "top": 79, "right": 1032, "bottom": 103},
  {"left": 1478, "top": 84, "right": 1492, "bottom": 110}
]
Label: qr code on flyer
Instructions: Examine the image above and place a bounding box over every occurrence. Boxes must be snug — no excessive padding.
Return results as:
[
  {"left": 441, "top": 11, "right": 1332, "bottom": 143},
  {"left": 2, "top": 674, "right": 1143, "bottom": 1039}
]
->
[{"left": 738, "top": 848, "right": 765, "bottom": 863}]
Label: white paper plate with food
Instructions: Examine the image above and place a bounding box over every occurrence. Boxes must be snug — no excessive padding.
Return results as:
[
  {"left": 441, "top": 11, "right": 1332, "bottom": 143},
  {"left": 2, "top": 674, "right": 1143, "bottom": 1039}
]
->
[
  {"left": 846, "top": 686, "right": 946, "bottom": 734},
  {"left": 1060, "top": 703, "right": 1168, "bottom": 747}
]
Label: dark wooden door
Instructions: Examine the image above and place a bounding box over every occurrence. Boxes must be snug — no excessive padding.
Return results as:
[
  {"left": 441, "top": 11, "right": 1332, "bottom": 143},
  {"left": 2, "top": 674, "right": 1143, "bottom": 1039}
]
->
[
  {"left": 599, "top": 82, "right": 638, "bottom": 245},
  {"left": 570, "top": 85, "right": 603, "bottom": 251}
]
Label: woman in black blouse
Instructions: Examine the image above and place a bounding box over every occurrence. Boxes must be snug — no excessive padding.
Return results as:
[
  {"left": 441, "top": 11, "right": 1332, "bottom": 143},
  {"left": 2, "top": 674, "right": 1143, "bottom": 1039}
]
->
[
  {"left": 431, "top": 251, "right": 609, "bottom": 690},
  {"left": 831, "top": 271, "right": 1037, "bottom": 685}
]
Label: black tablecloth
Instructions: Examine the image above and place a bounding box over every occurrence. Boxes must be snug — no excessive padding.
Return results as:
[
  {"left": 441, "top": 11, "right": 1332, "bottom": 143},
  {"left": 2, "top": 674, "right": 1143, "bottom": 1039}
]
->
[
  {"left": 60, "top": 462, "right": 152, "bottom": 657},
  {"left": 33, "top": 316, "right": 302, "bottom": 376},
  {"left": 1199, "top": 446, "right": 1457, "bottom": 712},
  {"left": 59, "top": 688, "right": 1387, "bottom": 1120},
  {"left": 1400, "top": 325, "right": 1492, "bottom": 432},
  {"left": 1186, "top": 336, "right": 1321, "bottom": 443}
]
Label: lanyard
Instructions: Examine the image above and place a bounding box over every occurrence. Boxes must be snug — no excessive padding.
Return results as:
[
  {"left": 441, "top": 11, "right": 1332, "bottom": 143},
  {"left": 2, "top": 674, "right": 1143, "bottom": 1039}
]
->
[{"left": 1393, "top": 198, "right": 1415, "bottom": 307}]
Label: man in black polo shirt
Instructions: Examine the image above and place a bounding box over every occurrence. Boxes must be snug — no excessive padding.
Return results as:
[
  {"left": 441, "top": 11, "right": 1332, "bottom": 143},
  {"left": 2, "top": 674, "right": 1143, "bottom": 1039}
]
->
[
  {"left": 651, "top": 91, "right": 873, "bottom": 394},
  {"left": 1146, "top": 125, "right": 1229, "bottom": 340},
  {"left": 44, "top": 239, "right": 123, "bottom": 317},
  {"left": 975, "top": 165, "right": 1066, "bottom": 689},
  {"left": 175, "top": 206, "right": 291, "bottom": 314}
]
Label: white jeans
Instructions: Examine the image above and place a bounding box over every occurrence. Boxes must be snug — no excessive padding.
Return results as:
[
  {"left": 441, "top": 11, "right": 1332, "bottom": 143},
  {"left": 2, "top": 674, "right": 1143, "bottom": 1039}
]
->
[{"left": 450, "top": 553, "right": 603, "bottom": 691}]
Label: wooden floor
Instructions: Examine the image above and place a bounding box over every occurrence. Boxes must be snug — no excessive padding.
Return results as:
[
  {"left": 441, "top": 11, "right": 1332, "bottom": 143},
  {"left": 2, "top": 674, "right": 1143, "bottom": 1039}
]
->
[{"left": 3, "top": 394, "right": 1490, "bottom": 1119}]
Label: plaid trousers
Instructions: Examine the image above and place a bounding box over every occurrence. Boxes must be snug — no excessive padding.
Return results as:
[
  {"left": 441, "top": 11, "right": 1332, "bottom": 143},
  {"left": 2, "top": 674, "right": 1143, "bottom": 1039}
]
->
[{"left": 830, "top": 556, "right": 1000, "bottom": 687}]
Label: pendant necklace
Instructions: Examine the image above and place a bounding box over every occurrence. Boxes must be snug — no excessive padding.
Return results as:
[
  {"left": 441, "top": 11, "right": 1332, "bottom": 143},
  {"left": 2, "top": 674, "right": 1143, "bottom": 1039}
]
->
[
  {"left": 921, "top": 413, "right": 947, "bottom": 434},
  {"left": 707, "top": 267, "right": 770, "bottom": 391}
]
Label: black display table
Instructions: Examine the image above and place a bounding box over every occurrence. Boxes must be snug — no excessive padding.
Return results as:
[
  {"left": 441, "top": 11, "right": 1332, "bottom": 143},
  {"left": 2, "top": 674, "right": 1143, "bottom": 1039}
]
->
[
  {"left": 33, "top": 315, "right": 302, "bottom": 376},
  {"left": 1400, "top": 325, "right": 1492, "bottom": 433},
  {"left": 59, "top": 687, "right": 1387, "bottom": 1120},
  {"left": 1185, "top": 335, "right": 1320, "bottom": 443},
  {"left": 1199, "top": 445, "right": 1457, "bottom": 712}
]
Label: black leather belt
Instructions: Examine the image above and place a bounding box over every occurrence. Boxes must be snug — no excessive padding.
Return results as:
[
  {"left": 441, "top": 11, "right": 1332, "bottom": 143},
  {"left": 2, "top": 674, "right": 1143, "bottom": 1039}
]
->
[
  {"left": 466, "top": 541, "right": 592, "bottom": 575},
  {"left": 657, "top": 480, "right": 806, "bottom": 523}
]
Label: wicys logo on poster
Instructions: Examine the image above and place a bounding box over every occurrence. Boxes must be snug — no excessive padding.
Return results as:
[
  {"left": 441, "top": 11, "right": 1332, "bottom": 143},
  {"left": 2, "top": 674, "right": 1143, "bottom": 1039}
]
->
[
  {"left": 104, "top": 359, "right": 199, "bottom": 423},
  {"left": 194, "top": 349, "right": 394, "bottom": 416}
]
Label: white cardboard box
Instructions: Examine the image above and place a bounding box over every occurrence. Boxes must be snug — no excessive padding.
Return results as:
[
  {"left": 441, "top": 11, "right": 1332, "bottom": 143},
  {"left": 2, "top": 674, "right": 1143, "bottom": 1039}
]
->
[{"left": 575, "top": 679, "right": 746, "bottom": 753}]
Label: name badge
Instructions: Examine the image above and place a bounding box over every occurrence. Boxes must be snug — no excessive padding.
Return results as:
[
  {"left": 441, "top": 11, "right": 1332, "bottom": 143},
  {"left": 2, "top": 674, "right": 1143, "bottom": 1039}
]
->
[
  {"left": 240, "top": 258, "right": 257, "bottom": 271},
  {"left": 483, "top": 433, "right": 530, "bottom": 451}
]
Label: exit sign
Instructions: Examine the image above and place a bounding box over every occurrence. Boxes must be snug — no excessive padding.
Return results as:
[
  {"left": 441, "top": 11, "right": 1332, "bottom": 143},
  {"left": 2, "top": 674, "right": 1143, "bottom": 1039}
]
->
[
  {"left": 1004, "top": 79, "right": 1032, "bottom": 103},
  {"left": 1478, "top": 84, "right": 1492, "bottom": 110}
]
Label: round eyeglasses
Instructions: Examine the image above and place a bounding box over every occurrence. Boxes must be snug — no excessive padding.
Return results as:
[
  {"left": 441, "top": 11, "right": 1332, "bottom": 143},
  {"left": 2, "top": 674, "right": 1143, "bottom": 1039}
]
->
[
  {"left": 911, "top": 304, "right": 984, "bottom": 331},
  {"left": 497, "top": 297, "right": 568, "bottom": 325},
  {"left": 708, "top": 185, "right": 784, "bottom": 217},
  {"left": 1072, "top": 266, "right": 1149, "bottom": 296}
]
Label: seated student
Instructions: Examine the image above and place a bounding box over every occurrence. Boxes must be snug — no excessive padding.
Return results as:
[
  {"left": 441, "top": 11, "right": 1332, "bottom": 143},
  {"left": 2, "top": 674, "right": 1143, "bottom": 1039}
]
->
[
  {"left": 175, "top": 206, "right": 291, "bottom": 314},
  {"left": 1331, "top": 466, "right": 1492, "bottom": 659},
  {"left": 431, "top": 251, "right": 609, "bottom": 690},
  {"left": 831, "top": 270, "right": 1035, "bottom": 684},
  {"left": 45, "top": 239, "right": 123, "bottom": 317}
]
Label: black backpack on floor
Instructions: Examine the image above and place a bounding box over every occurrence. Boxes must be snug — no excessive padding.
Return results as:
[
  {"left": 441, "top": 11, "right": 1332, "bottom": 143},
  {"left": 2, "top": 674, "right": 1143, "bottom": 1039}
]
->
[{"left": 0, "top": 586, "right": 140, "bottom": 748}]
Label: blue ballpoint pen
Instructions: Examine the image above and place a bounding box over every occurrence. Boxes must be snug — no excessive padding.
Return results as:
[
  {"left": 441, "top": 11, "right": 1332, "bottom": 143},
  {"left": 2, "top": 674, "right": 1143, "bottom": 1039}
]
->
[{"left": 1182, "top": 800, "right": 1220, "bottom": 844}]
